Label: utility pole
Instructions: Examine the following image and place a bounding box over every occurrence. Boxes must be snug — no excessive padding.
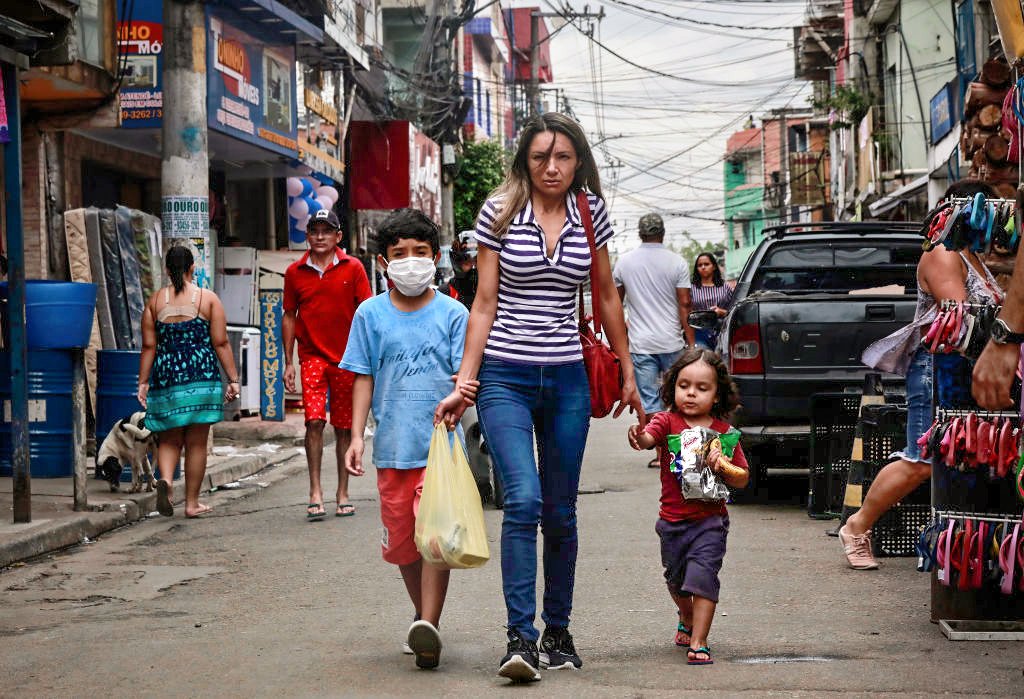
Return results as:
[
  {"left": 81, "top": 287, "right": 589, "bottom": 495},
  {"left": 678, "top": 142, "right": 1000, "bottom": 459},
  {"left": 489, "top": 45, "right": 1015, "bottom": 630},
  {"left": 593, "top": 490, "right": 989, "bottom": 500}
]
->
[
  {"left": 3, "top": 62, "right": 30, "bottom": 523},
  {"left": 162, "top": 0, "right": 210, "bottom": 284},
  {"left": 527, "top": 7, "right": 603, "bottom": 117},
  {"left": 441, "top": 0, "right": 456, "bottom": 247}
]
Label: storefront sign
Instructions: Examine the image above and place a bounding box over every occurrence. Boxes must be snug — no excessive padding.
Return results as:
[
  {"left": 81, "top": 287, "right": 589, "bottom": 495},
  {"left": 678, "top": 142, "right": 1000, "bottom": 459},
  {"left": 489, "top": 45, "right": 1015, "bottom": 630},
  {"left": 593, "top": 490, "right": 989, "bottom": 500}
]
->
[
  {"left": 297, "top": 67, "right": 344, "bottom": 182},
  {"left": 411, "top": 128, "right": 441, "bottom": 224},
  {"left": 259, "top": 290, "right": 285, "bottom": 421},
  {"left": 207, "top": 9, "right": 298, "bottom": 157},
  {"left": 117, "top": 0, "right": 163, "bottom": 129},
  {"left": 930, "top": 81, "right": 954, "bottom": 145}
]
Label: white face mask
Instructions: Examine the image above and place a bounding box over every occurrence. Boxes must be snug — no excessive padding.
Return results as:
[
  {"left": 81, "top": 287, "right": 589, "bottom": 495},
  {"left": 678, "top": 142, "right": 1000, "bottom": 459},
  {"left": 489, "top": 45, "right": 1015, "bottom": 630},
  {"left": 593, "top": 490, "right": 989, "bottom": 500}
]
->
[{"left": 386, "top": 256, "right": 435, "bottom": 296}]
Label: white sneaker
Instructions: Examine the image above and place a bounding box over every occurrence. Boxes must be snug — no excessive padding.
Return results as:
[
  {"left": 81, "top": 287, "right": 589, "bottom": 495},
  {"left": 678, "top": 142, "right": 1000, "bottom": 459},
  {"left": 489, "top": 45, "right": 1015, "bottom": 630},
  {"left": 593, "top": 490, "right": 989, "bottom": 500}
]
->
[
  {"left": 839, "top": 524, "right": 879, "bottom": 570},
  {"left": 407, "top": 620, "right": 442, "bottom": 669}
]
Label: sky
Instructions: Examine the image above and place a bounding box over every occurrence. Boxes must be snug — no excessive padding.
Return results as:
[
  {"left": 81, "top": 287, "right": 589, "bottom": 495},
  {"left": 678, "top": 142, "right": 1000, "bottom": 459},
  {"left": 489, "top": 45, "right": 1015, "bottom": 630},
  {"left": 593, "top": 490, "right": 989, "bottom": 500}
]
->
[{"left": 506, "top": 0, "right": 813, "bottom": 256}]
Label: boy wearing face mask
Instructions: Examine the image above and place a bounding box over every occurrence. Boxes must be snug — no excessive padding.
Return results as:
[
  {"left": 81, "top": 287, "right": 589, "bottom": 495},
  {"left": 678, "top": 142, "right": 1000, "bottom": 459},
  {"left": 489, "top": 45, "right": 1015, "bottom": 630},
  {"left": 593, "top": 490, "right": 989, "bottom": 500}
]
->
[{"left": 340, "top": 208, "right": 470, "bottom": 671}]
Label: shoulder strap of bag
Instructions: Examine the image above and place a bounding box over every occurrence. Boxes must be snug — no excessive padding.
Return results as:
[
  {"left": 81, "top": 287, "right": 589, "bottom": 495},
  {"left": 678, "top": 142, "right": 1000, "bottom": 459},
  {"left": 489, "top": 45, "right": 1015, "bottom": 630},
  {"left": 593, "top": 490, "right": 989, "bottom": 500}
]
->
[{"left": 576, "top": 190, "right": 603, "bottom": 335}]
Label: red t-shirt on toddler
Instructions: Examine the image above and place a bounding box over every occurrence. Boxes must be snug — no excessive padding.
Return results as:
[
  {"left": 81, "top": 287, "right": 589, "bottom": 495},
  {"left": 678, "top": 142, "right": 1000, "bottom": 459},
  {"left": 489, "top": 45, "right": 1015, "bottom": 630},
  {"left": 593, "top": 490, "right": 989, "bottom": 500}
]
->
[{"left": 642, "top": 411, "right": 748, "bottom": 522}]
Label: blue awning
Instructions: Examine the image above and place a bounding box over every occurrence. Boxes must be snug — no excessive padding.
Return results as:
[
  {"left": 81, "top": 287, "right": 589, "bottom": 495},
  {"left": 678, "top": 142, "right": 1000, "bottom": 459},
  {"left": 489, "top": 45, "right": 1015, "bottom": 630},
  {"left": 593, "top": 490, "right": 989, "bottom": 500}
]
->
[{"left": 208, "top": 0, "right": 324, "bottom": 45}]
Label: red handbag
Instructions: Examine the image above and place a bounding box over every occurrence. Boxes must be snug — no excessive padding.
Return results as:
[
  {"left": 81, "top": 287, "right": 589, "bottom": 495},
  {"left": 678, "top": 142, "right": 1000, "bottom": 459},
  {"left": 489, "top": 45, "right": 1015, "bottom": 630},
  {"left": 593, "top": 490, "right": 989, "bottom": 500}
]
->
[{"left": 576, "top": 191, "right": 623, "bottom": 418}]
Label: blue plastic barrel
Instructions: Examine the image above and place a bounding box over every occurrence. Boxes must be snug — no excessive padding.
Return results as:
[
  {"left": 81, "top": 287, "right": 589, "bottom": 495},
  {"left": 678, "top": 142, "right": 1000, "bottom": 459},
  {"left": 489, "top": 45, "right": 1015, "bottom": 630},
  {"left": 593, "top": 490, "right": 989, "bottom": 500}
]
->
[
  {"left": 95, "top": 349, "right": 178, "bottom": 482},
  {"left": 0, "top": 280, "right": 97, "bottom": 349},
  {"left": 0, "top": 350, "right": 74, "bottom": 478}
]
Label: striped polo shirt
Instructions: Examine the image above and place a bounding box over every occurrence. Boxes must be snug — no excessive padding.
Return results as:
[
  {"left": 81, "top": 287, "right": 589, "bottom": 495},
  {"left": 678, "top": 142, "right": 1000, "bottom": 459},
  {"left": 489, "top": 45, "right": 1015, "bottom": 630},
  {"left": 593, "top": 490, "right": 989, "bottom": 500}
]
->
[{"left": 475, "top": 190, "right": 614, "bottom": 364}]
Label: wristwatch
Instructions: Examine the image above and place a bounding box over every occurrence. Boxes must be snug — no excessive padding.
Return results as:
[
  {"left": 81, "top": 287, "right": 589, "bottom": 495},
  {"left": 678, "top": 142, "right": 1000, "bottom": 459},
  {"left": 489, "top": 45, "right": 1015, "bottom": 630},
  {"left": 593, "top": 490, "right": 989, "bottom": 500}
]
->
[{"left": 990, "top": 318, "right": 1024, "bottom": 345}]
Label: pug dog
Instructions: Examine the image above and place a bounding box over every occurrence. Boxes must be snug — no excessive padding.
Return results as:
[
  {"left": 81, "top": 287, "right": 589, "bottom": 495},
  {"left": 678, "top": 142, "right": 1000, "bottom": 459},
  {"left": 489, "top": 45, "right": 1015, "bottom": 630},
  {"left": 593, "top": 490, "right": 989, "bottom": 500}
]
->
[{"left": 96, "top": 411, "right": 156, "bottom": 493}]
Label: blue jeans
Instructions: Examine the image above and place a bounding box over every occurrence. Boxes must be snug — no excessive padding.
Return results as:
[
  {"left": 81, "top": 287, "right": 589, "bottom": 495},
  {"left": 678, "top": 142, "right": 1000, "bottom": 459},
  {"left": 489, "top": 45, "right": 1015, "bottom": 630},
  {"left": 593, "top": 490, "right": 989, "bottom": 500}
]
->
[
  {"left": 476, "top": 360, "right": 591, "bottom": 642},
  {"left": 893, "top": 347, "right": 933, "bottom": 464},
  {"left": 631, "top": 350, "right": 683, "bottom": 414}
]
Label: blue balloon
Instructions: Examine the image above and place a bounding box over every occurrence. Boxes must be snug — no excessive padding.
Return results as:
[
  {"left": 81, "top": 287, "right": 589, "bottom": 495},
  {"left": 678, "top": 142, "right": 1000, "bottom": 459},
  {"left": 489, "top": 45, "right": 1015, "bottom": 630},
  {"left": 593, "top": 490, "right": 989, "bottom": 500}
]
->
[
  {"left": 299, "top": 179, "right": 314, "bottom": 198},
  {"left": 306, "top": 198, "right": 323, "bottom": 215},
  {"left": 290, "top": 225, "right": 306, "bottom": 244}
]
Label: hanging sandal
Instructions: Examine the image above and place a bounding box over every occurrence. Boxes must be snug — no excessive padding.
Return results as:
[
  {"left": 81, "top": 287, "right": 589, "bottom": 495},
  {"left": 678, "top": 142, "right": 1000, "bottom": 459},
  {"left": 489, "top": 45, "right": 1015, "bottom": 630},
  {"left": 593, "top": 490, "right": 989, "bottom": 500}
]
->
[
  {"left": 674, "top": 621, "right": 692, "bottom": 647},
  {"left": 687, "top": 646, "right": 713, "bottom": 665}
]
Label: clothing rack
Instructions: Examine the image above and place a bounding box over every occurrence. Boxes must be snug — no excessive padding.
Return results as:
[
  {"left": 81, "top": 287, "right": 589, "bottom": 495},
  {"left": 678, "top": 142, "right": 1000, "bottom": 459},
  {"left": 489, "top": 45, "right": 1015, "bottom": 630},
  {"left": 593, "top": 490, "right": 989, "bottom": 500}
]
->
[
  {"left": 943, "top": 196, "right": 1017, "bottom": 206},
  {"left": 933, "top": 510, "right": 1023, "bottom": 525},
  {"left": 935, "top": 408, "right": 1019, "bottom": 420}
]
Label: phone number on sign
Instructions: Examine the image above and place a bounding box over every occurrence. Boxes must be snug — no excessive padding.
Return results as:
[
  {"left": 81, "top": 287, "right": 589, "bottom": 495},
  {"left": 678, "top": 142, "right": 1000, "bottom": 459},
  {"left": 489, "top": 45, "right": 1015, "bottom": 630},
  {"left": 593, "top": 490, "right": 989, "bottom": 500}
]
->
[{"left": 122, "top": 109, "right": 163, "bottom": 120}]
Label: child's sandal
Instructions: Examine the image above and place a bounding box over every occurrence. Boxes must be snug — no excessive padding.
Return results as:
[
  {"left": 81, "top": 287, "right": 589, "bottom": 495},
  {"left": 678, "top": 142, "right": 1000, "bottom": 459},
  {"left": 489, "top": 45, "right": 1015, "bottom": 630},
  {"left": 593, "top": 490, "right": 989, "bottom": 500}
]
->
[
  {"left": 674, "top": 621, "right": 692, "bottom": 647},
  {"left": 687, "top": 646, "right": 713, "bottom": 665}
]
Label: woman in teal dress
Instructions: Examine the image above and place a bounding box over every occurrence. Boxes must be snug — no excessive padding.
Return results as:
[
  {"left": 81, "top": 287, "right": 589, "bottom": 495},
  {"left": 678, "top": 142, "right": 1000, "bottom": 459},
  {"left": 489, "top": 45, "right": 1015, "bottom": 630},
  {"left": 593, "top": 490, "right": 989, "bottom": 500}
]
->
[{"left": 137, "top": 245, "right": 239, "bottom": 518}]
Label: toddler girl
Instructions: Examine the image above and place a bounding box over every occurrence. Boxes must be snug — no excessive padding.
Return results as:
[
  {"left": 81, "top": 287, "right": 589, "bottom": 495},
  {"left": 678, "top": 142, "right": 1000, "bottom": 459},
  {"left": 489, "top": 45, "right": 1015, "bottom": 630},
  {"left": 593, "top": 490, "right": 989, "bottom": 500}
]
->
[{"left": 627, "top": 348, "right": 749, "bottom": 665}]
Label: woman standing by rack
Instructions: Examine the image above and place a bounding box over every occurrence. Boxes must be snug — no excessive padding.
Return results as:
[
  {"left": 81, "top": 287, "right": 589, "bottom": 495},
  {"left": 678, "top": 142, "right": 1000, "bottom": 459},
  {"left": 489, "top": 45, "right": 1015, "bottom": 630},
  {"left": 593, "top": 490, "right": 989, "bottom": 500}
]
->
[{"left": 846, "top": 180, "right": 1004, "bottom": 571}]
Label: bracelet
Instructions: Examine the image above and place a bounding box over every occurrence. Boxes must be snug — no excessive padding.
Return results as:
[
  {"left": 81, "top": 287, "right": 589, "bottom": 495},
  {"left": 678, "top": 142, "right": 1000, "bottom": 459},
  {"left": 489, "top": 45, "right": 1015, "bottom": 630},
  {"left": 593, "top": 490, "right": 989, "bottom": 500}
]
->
[
  {"left": 226, "top": 379, "right": 239, "bottom": 384},
  {"left": 138, "top": 382, "right": 149, "bottom": 388}
]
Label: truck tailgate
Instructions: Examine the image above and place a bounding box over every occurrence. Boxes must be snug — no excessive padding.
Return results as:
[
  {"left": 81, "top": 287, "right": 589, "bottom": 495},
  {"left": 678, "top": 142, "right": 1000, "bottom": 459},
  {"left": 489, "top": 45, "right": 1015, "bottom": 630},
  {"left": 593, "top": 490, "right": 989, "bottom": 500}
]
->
[{"left": 760, "top": 294, "right": 914, "bottom": 369}]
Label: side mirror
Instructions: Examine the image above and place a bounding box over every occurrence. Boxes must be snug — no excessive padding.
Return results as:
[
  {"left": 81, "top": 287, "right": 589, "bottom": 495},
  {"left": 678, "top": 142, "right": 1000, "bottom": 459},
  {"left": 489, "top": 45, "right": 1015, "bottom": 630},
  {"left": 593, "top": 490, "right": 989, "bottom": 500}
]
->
[{"left": 688, "top": 310, "right": 718, "bottom": 330}]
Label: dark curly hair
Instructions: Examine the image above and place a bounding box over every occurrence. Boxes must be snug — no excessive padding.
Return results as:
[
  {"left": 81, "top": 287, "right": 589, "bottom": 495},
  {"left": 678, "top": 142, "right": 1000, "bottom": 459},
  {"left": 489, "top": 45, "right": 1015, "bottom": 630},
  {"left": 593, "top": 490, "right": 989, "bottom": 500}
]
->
[
  {"left": 691, "top": 252, "right": 724, "bottom": 287},
  {"left": 658, "top": 347, "right": 740, "bottom": 419},
  {"left": 374, "top": 208, "right": 440, "bottom": 256}
]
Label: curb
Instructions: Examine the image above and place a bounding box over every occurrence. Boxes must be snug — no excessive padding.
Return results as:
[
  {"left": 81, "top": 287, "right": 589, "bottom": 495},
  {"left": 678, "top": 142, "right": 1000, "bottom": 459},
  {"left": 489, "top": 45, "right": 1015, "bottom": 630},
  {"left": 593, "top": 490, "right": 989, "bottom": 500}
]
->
[{"left": 0, "top": 446, "right": 303, "bottom": 569}]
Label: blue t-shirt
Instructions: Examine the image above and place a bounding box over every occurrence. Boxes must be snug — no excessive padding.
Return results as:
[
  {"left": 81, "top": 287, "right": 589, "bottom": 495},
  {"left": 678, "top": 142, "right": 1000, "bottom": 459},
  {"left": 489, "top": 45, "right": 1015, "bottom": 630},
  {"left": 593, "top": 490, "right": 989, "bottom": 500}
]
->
[{"left": 339, "top": 289, "right": 468, "bottom": 469}]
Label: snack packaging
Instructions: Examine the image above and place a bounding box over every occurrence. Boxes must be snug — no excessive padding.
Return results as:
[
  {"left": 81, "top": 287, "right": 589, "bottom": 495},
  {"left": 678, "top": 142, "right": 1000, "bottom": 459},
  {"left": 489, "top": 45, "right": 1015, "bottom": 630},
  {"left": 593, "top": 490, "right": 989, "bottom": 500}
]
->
[{"left": 666, "top": 426, "right": 742, "bottom": 501}]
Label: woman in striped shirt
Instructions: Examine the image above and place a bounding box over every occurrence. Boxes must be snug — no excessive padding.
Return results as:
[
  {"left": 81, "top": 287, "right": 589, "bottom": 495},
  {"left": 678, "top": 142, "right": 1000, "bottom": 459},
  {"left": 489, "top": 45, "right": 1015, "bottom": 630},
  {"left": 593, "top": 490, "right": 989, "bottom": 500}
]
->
[
  {"left": 436, "top": 113, "right": 642, "bottom": 682},
  {"left": 690, "top": 253, "right": 734, "bottom": 349}
]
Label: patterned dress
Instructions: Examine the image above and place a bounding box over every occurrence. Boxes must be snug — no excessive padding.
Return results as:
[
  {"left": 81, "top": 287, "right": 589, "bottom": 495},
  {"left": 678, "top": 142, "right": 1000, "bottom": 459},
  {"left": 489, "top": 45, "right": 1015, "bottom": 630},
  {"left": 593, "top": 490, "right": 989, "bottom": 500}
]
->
[{"left": 146, "top": 289, "right": 223, "bottom": 432}]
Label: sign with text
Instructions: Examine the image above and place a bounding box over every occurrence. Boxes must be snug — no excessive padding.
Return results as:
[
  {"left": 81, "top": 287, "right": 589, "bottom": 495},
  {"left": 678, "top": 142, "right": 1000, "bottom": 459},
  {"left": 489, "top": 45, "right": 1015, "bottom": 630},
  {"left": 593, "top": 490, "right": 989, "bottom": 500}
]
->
[
  {"left": 297, "top": 66, "right": 345, "bottom": 181},
  {"left": 117, "top": 0, "right": 163, "bottom": 128},
  {"left": 207, "top": 8, "right": 298, "bottom": 157},
  {"left": 259, "top": 290, "right": 285, "bottom": 421},
  {"left": 930, "top": 81, "right": 955, "bottom": 145}
]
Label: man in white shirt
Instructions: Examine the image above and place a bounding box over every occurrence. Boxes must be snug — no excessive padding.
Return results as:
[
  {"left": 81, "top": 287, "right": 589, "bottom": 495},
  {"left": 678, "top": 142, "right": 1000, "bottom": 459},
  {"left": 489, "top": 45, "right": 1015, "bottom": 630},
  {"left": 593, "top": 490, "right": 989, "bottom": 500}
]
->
[{"left": 613, "top": 214, "right": 694, "bottom": 464}]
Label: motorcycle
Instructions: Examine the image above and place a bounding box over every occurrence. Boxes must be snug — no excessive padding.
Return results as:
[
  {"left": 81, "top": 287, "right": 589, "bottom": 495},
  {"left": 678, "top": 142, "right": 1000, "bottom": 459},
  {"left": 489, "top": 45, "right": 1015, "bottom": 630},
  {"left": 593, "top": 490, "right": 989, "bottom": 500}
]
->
[
  {"left": 461, "top": 403, "right": 503, "bottom": 509},
  {"left": 688, "top": 309, "right": 723, "bottom": 349}
]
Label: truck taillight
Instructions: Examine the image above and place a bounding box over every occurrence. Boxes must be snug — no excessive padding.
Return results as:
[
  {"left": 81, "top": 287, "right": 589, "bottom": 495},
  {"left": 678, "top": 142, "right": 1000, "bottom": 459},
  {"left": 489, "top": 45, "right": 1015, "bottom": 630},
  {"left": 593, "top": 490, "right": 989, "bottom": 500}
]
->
[{"left": 730, "top": 323, "right": 763, "bottom": 374}]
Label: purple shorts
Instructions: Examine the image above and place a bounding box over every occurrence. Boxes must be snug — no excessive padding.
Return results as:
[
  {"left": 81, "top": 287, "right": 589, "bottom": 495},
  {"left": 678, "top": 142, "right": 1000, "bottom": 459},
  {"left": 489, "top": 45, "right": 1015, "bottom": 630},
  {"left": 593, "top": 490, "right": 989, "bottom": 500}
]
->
[{"left": 656, "top": 514, "right": 729, "bottom": 603}]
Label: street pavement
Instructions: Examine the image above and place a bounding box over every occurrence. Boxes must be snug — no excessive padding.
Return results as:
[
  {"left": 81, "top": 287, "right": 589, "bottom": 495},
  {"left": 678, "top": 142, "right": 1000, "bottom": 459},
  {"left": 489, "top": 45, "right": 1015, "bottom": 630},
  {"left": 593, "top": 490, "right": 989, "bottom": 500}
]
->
[{"left": 0, "top": 413, "right": 1021, "bottom": 697}]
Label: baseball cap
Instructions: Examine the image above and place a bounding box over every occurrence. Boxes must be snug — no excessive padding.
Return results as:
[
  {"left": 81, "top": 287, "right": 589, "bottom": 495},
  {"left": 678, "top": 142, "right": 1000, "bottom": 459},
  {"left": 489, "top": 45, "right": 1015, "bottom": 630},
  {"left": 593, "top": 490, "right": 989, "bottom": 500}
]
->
[
  {"left": 307, "top": 208, "right": 340, "bottom": 230},
  {"left": 638, "top": 213, "right": 664, "bottom": 236}
]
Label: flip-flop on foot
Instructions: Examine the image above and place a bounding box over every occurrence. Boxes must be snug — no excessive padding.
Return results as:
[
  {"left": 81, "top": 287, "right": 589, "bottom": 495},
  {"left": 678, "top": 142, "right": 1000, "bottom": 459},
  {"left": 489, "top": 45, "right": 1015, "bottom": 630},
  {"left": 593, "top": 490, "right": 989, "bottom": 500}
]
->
[
  {"left": 155, "top": 480, "right": 174, "bottom": 517},
  {"left": 336, "top": 503, "right": 355, "bottom": 517},
  {"left": 674, "top": 621, "right": 692, "bottom": 647},
  {"left": 687, "top": 646, "right": 713, "bottom": 665},
  {"left": 186, "top": 504, "right": 214, "bottom": 519},
  {"left": 307, "top": 502, "right": 326, "bottom": 520}
]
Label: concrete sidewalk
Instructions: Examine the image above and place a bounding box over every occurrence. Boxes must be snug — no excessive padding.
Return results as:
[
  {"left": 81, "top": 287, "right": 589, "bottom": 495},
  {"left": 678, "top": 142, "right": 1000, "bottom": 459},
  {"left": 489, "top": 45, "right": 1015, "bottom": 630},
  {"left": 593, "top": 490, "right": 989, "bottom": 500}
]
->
[{"left": 0, "top": 413, "right": 323, "bottom": 568}]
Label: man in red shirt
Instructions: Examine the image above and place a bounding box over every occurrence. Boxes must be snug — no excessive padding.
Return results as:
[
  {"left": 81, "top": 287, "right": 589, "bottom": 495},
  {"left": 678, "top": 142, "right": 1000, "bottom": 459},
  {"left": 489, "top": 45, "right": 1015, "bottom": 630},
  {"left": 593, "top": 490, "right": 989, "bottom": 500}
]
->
[{"left": 283, "top": 209, "right": 372, "bottom": 520}]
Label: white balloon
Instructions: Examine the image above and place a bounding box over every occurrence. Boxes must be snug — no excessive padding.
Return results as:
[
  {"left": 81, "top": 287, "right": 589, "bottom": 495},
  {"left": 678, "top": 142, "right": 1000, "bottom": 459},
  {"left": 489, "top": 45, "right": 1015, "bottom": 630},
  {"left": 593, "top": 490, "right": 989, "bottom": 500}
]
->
[
  {"left": 303, "top": 177, "right": 320, "bottom": 192},
  {"left": 286, "top": 177, "right": 304, "bottom": 197},
  {"left": 299, "top": 214, "right": 311, "bottom": 229},
  {"left": 316, "top": 186, "right": 339, "bottom": 204},
  {"left": 289, "top": 198, "right": 310, "bottom": 219}
]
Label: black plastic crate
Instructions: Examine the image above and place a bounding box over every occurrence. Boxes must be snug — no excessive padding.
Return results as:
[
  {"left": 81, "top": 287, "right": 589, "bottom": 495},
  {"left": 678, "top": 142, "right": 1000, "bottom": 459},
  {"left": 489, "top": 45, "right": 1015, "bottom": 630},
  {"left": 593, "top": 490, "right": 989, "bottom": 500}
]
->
[
  {"left": 872, "top": 502, "right": 931, "bottom": 557},
  {"left": 808, "top": 393, "right": 862, "bottom": 518},
  {"left": 861, "top": 403, "right": 909, "bottom": 468}
]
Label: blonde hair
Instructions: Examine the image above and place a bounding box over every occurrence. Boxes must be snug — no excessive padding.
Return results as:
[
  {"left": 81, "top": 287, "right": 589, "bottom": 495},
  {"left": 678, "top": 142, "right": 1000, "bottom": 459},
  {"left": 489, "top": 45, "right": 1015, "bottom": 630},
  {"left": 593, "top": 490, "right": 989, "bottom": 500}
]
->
[{"left": 487, "top": 113, "right": 603, "bottom": 238}]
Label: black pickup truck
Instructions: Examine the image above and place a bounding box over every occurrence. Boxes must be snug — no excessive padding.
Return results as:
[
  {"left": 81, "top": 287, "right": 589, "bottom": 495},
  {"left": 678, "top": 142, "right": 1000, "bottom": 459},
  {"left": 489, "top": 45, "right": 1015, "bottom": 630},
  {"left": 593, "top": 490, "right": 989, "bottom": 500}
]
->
[{"left": 716, "top": 222, "right": 923, "bottom": 493}]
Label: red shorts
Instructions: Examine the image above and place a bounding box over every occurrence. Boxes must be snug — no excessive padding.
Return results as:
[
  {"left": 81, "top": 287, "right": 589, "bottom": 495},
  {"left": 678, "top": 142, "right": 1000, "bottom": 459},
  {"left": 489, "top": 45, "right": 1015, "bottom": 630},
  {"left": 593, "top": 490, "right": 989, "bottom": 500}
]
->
[
  {"left": 299, "top": 355, "right": 354, "bottom": 430},
  {"left": 377, "top": 467, "right": 425, "bottom": 565}
]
